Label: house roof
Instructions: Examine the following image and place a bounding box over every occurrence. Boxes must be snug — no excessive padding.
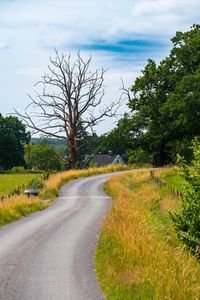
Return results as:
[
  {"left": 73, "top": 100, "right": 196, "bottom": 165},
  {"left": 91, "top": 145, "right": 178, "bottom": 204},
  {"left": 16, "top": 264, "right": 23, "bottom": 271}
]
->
[{"left": 93, "top": 154, "right": 124, "bottom": 167}]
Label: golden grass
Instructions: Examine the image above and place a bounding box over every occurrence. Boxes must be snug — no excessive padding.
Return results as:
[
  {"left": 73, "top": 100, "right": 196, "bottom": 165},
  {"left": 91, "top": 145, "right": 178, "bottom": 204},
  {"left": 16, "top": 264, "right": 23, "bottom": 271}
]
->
[
  {"left": 0, "top": 194, "right": 47, "bottom": 227},
  {"left": 43, "top": 164, "right": 130, "bottom": 198},
  {"left": 96, "top": 170, "right": 200, "bottom": 300},
  {"left": 152, "top": 166, "right": 178, "bottom": 177},
  {"left": 0, "top": 164, "right": 131, "bottom": 227}
]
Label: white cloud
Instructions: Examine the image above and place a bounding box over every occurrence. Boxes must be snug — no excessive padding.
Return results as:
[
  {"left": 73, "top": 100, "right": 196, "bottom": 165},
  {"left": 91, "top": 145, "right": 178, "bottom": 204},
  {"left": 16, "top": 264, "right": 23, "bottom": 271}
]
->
[
  {"left": 131, "top": 0, "right": 199, "bottom": 17},
  {"left": 0, "top": 0, "right": 199, "bottom": 133},
  {"left": 106, "top": 0, "right": 200, "bottom": 39}
]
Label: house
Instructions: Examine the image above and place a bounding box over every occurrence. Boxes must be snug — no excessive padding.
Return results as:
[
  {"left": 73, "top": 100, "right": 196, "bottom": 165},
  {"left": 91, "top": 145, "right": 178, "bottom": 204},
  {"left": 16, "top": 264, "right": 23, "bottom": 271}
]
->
[{"left": 92, "top": 154, "right": 125, "bottom": 167}]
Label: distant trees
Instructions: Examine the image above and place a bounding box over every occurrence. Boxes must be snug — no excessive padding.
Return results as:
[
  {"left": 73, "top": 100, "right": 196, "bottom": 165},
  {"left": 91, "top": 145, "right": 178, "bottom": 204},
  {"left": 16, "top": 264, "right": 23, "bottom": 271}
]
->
[
  {"left": 16, "top": 50, "right": 119, "bottom": 169},
  {"left": 24, "top": 143, "right": 64, "bottom": 171},
  {"left": 116, "top": 24, "right": 200, "bottom": 166},
  {"left": 96, "top": 115, "right": 131, "bottom": 156},
  {"left": 95, "top": 113, "right": 152, "bottom": 165},
  {"left": 0, "top": 114, "right": 30, "bottom": 170},
  {"left": 73, "top": 132, "right": 103, "bottom": 168}
]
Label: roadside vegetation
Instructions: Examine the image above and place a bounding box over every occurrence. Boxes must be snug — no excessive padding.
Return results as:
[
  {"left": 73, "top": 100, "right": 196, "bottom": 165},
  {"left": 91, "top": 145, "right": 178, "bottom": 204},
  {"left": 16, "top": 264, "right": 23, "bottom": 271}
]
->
[
  {"left": 0, "top": 164, "right": 130, "bottom": 227},
  {"left": 41, "top": 164, "right": 130, "bottom": 199},
  {"left": 171, "top": 138, "right": 200, "bottom": 257},
  {"left": 0, "top": 173, "right": 40, "bottom": 196},
  {"left": 0, "top": 195, "right": 47, "bottom": 227},
  {"left": 153, "top": 167, "right": 187, "bottom": 192},
  {"left": 95, "top": 169, "right": 200, "bottom": 300}
]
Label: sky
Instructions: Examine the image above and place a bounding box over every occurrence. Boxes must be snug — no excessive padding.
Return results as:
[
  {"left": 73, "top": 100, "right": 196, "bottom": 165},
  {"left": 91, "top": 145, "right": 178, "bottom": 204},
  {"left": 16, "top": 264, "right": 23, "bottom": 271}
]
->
[{"left": 0, "top": 0, "right": 199, "bottom": 134}]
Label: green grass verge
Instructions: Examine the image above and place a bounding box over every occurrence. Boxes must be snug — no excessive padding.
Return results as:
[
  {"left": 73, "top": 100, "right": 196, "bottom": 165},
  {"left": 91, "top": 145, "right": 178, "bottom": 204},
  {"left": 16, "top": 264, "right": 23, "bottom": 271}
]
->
[
  {"left": 95, "top": 171, "right": 200, "bottom": 300},
  {"left": 158, "top": 169, "right": 187, "bottom": 192}
]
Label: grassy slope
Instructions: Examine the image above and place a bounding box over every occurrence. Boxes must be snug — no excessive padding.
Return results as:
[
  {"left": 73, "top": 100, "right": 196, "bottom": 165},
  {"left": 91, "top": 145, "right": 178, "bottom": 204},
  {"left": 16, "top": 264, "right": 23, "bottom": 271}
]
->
[
  {"left": 155, "top": 168, "right": 186, "bottom": 191},
  {"left": 95, "top": 169, "right": 200, "bottom": 300},
  {"left": 0, "top": 165, "right": 130, "bottom": 227},
  {"left": 0, "top": 174, "right": 38, "bottom": 196}
]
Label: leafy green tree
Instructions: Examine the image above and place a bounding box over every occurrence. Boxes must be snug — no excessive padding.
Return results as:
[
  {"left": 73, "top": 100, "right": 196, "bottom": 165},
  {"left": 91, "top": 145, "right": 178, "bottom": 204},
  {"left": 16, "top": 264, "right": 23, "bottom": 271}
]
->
[
  {"left": 171, "top": 138, "right": 200, "bottom": 257},
  {"left": 0, "top": 114, "right": 29, "bottom": 169},
  {"left": 24, "top": 143, "right": 64, "bottom": 171},
  {"left": 76, "top": 133, "right": 101, "bottom": 164},
  {"left": 128, "top": 25, "right": 200, "bottom": 166},
  {"left": 96, "top": 114, "right": 135, "bottom": 158},
  {"left": 127, "top": 148, "right": 152, "bottom": 166}
]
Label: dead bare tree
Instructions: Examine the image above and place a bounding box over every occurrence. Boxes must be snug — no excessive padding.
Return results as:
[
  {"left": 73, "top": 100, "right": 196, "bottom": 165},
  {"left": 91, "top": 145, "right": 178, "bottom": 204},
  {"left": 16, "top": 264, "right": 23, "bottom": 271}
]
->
[{"left": 15, "top": 50, "right": 120, "bottom": 169}]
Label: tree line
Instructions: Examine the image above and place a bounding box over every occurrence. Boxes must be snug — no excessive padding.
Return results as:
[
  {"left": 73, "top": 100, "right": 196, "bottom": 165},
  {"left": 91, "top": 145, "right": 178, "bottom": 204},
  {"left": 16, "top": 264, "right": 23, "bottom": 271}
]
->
[
  {"left": 100, "top": 24, "right": 200, "bottom": 166},
  {"left": 0, "top": 24, "right": 199, "bottom": 171}
]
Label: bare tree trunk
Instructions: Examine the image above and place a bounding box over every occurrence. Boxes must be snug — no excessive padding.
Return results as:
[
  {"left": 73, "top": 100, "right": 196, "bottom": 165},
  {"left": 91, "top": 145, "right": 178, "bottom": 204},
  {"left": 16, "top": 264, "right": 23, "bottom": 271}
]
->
[
  {"left": 15, "top": 50, "right": 120, "bottom": 170},
  {"left": 68, "top": 125, "right": 79, "bottom": 168},
  {"left": 153, "top": 148, "right": 165, "bottom": 167},
  {"left": 68, "top": 134, "right": 78, "bottom": 169}
]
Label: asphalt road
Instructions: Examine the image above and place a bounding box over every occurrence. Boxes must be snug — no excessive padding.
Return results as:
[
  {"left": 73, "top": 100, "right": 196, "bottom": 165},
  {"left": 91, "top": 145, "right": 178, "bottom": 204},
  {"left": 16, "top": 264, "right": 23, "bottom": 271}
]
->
[{"left": 0, "top": 173, "right": 117, "bottom": 300}]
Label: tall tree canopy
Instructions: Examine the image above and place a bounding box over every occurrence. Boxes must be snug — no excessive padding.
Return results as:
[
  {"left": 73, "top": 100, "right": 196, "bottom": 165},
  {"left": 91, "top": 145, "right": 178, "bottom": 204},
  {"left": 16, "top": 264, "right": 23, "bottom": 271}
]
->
[
  {"left": 126, "top": 24, "right": 200, "bottom": 166},
  {"left": 0, "top": 114, "right": 30, "bottom": 170}
]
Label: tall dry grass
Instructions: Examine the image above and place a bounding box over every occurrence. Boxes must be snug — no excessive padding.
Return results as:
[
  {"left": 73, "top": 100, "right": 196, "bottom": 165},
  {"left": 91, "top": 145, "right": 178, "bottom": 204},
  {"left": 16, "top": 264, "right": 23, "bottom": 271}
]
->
[
  {"left": 43, "top": 164, "right": 130, "bottom": 199},
  {"left": 0, "top": 195, "right": 47, "bottom": 227},
  {"left": 96, "top": 170, "right": 200, "bottom": 300},
  {"left": 0, "top": 164, "right": 131, "bottom": 227}
]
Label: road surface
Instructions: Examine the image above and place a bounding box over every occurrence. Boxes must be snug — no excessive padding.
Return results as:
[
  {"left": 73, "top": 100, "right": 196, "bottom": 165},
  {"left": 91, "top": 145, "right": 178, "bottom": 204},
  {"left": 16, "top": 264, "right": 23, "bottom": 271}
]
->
[{"left": 0, "top": 173, "right": 118, "bottom": 300}]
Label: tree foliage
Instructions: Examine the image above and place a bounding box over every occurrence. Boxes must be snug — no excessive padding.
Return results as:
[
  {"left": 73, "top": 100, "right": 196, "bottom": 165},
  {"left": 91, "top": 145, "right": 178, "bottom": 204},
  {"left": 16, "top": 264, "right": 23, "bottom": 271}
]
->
[
  {"left": 96, "top": 114, "right": 134, "bottom": 156},
  {"left": 126, "top": 24, "right": 200, "bottom": 166},
  {"left": 171, "top": 138, "right": 200, "bottom": 257},
  {"left": 0, "top": 114, "right": 29, "bottom": 170},
  {"left": 24, "top": 143, "right": 64, "bottom": 171}
]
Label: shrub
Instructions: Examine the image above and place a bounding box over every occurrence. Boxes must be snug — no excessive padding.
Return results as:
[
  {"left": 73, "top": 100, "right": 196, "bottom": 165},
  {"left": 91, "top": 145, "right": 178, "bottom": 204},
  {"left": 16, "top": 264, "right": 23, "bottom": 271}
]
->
[
  {"left": 0, "top": 166, "right": 6, "bottom": 174},
  {"left": 11, "top": 166, "right": 26, "bottom": 173},
  {"left": 171, "top": 138, "right": 200, "bottom": 257}
]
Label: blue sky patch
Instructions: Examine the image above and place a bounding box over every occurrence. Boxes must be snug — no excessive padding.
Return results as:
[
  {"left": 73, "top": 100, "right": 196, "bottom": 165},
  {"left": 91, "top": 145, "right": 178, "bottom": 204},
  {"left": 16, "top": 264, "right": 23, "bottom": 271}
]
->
[{"left": 74, "top": 39, "right": 167, "bottom": 54}]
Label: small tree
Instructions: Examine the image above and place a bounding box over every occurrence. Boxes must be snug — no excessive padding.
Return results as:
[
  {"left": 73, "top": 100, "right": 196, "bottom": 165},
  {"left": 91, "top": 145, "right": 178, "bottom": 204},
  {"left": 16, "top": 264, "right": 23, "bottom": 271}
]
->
[
  {"left": 171, "top": 138, "right": 200, "bottom": 257},
  {"left": 16, "top": 50, "right": 119, "bottom": 169},
  {"left": 24, "top": 143, "right": 64, "bottom": 171}
]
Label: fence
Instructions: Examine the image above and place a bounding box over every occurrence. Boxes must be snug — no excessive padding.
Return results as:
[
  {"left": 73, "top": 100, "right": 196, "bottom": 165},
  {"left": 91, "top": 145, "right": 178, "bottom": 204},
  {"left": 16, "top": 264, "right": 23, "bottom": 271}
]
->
[
  {"left": 0, "top": 185, "right": 25, "bottom": 201},
  {"left": 0, "top": 174, "right": 48, "bottom": 202},
  {"left": 150, "top": 169, "right": 183, "bottom": 199}
]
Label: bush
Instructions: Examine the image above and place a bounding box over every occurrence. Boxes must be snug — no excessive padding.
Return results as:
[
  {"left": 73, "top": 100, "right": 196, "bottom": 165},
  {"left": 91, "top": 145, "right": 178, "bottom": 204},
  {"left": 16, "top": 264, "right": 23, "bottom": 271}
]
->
[
  {"left": 0, "top": 167, "right": 6, "bottom": 174},
  {"left": 28, "top": 177, "right": 44, "bottom": 189},
  {"left": 11, "top": 166, "right": 26, "bottom": 173},
  {"left": 171, "top": 138, "right": 200, "bottom": 257},
  {"left": 127, "top": 148, "right": 152, "bottom": 167}
]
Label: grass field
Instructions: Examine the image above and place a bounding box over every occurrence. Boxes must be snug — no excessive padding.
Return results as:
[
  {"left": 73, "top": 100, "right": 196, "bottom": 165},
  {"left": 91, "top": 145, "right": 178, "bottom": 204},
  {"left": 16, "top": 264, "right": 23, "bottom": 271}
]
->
[
  {"left": 0, "top": 174, "right": 40, "bottom": 196},
  {"left": 95, "top": 169, "right": 200, "bottom": 300}
]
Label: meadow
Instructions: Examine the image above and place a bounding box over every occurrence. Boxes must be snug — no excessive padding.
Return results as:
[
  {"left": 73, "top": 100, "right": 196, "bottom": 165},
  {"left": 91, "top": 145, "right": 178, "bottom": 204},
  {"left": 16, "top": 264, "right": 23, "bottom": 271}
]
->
[
  {"left": 95, "top": 169, "right": 200, "bottom": 300},
  {"left": 0, "top": 173, "right": 40, "bottom": 196}
]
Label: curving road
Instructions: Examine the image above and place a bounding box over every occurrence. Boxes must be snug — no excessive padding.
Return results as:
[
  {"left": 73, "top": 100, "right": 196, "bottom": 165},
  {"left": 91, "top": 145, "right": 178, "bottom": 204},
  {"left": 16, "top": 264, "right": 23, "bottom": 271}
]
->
[{"left": 0, "top": 173, "right": 119, "bottom": 300}]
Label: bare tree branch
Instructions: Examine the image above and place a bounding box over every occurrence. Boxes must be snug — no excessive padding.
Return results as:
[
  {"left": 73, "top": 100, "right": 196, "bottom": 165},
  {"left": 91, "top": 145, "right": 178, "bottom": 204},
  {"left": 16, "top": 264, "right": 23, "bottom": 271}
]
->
[
  {"left": 120, "top": 78, "right": 132, "bottom": 103},
  {"left": 15, "top": 49, "right": 120, "bottom": 168}
]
